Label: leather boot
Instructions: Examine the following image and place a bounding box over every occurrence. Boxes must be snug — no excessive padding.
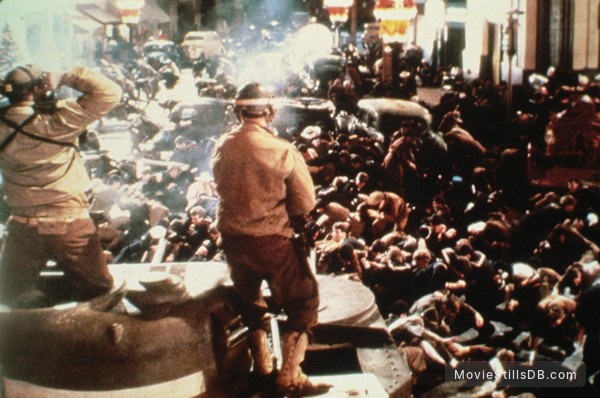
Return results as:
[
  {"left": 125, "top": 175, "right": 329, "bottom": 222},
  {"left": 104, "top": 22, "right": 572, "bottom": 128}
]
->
[
  {"left": 276, "top": 331, "right": 332, "bottom": 397},
  {"left": 248, "top": 328, "right": 275, "bottom": 376}
]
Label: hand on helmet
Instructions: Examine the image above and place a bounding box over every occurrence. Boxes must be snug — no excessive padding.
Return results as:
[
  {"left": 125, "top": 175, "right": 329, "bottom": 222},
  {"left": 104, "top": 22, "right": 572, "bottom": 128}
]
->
[{"left": 42, "top": 71, "right": 66, "bottom": 91}]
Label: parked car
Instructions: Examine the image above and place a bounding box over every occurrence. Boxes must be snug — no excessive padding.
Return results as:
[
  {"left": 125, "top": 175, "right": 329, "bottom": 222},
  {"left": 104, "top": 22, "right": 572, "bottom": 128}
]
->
[
  {"left": 142, "top": 39, "right": 181, "bottom": 66},
  {"left": 181, "top": 31, "right": 223, "bottom": 65},
  {"left": 355, "top": 97, "right": 432, "bottom": 138},
  {"left": 168, "top": 97, "right": 233, "bottom": 136},
  {"left": 304, "top": 54, "right": 346, "bottom": 95},
  {"left": 272, "top": 97, "right": 336, "bottom": 137},
  {"left": 137, "top": 98, "right": 234, "bottom": 171}
]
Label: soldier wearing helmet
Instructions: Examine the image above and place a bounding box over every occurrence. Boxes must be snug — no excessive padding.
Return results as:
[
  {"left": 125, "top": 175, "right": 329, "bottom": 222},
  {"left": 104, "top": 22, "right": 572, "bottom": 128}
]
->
[
  {"left": 232, "top": 81, "right": 276, "bottom": 121},
  {"left": 212, "top": 82, "right": 331, "bottom": 396},
  {"left": 0, "top": 65, "right": 122, "bottom": 308}
]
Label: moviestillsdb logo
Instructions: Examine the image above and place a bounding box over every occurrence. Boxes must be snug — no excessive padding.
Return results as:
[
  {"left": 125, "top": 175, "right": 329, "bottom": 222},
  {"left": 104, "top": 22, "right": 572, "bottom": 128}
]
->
[{"left": 446, "top": 359, "right": 586, "bottom": 388}]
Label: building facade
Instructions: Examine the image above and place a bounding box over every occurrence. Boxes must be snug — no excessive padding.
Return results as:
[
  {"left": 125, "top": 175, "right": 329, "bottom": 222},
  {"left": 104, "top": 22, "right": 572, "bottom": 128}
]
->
[{"left": 0, "top": 0, "right": 169, "bottom": 71}]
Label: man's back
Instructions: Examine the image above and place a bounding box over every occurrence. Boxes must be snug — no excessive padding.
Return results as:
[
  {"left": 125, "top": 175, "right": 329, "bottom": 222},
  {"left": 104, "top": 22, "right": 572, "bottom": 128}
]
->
[
  {"left": 0, "top": 65, "right": 120, "bottom": 307},
  {"left": 212, "top": 122, "right": 315, "bottom": 238},
  {"left": 0, "top": 66, "right": 122, "bottom": 210}
]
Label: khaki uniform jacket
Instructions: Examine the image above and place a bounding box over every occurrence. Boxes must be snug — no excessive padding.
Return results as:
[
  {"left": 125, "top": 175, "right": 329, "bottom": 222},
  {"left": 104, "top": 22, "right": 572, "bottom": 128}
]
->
[
  {"left": 0, "top": 66, "right": 122, "bottom": 214},
  {"left": 212, "top": 122, "right": 316, "bottom": 238}
]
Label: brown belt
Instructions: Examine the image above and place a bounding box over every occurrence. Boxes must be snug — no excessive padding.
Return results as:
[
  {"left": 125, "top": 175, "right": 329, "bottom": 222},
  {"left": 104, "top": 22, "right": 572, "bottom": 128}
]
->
[
  {"left": 9, "top": 215, "right": 82, "bottom": 226},
  {"left": 10, "top": 206, "right": 89, "bottom": 220}
]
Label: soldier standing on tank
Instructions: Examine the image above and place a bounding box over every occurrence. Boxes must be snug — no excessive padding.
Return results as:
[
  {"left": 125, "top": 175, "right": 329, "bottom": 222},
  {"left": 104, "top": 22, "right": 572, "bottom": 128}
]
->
[
  {"left": 0, "top": 64, "right": 121, "bottom": 308},
  {"left": 212, "top": 82, "right": 331, "bottom": 396}
]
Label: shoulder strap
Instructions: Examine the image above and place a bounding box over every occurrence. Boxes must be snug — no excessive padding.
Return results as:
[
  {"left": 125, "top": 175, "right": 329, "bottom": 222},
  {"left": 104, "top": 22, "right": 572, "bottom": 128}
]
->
[
  {"left": 0, "top": 112, "right": 77, "bottom": 151},
  {"left": 0, "top": 129, "right": 19, "bottom": 153},
  {"left": 0, "top": 113, "right": 38, "bottom": 152}
]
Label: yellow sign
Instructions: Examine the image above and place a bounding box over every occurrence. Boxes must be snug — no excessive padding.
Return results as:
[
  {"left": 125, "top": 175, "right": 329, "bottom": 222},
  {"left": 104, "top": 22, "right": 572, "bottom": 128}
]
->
[
  {"left": 373, "top": 4, "right": 416, "bottom": 43},
  {"left": 380, "top": 19, "right": 409, "bottom": 42}
]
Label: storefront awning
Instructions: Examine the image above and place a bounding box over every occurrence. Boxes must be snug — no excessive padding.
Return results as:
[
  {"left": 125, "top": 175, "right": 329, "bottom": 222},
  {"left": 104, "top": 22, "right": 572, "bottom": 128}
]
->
[
  {"left": 77, "top": 4, "right": 121, "bottom": 25},
  {"left": 77, "top": 1, "right": 169, "bottom": 26},
  {"left": 140, "top": 0, "right": 170, "bottom": 24}
]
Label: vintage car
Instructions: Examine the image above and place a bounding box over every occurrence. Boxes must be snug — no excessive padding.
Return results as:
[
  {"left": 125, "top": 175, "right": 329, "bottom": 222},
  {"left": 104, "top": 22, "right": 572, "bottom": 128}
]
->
[
  {"left": 139, "top": 97, "right": 233, "bottom": 150},
  {"left": 304, "top": 54, "right": 347, "bottom": 94},
  {"left": 142, "top": 39, "right": 181, "bottom": 66},
  {"left": 0, "top": 262, "right": 412, "bottom": 397},
  {"left": 180, "top": 31, "right": 223, "bottom": 65},
  {"left": 168, "top": 97, "right": 233, "bottom": 133},
  {"left": 134, "top": 97, "right": 234, "bottom": 172},
  {"left": 355, "top": 97, "right": 432, "bottom": 138},
  {"left": 271, "top": 97, "right": 336, "bottom": 137}
]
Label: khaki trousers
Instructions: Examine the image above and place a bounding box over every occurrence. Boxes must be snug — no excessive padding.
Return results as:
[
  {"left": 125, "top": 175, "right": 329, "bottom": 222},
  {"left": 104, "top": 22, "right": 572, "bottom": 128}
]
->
[
  {"left": 221, "top": 233, "right": 319, "bottom": 333},
  {"left": 0, "top": 217, "right": 113, "bottom": 308}
]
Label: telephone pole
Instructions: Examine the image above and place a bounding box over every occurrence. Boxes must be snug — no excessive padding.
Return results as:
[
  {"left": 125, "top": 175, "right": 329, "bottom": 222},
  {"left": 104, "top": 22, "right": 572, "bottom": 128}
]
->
[{"left": 168, "top": 0, "right": 178, "bottom": 39}]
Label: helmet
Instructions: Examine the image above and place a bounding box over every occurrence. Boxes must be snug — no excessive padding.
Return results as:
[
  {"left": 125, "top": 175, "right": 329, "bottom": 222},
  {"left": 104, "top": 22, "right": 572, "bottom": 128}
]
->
[
  {"left": 234, "top": 82, "right": 274, "bottom": 119},
  {"left": 1, "top": 64, "right": 44, "bottom": 102}
]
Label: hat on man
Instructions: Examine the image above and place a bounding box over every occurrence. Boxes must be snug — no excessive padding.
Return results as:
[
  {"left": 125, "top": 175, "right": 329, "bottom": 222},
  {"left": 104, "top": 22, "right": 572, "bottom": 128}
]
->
[
  {"left": 3, "top": 65, "right": 43, "bottom": 89},
  {"left": 197, "top": 171, "right": 213, "bottom": 182},
  {"left": 2, "top": 64, "right": 44, "bottom": 101},
  {"left": 174, "top": 135, "right": 187, "bottom": 146},
  {"left": 300, "top": 125, "right": 322, "bottom": 141},
  {"left": 234, "top": 82, "right": 274, "bottom": 118}
]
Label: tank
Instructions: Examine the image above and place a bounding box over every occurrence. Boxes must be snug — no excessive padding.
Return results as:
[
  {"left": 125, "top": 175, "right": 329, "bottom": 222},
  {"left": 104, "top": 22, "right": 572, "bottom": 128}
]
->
[{"left": 0, "top": 261, "right": 411, "bottom": 397}]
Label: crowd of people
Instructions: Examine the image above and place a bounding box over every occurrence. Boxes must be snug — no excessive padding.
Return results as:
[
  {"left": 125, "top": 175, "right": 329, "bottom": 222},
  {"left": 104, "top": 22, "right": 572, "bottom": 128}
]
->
[
  {"left": 78, "top": 48, "right": 599, "bottom": 395},
  {"left": 2, "top": 31, "right": 600, "bottom": 396}
]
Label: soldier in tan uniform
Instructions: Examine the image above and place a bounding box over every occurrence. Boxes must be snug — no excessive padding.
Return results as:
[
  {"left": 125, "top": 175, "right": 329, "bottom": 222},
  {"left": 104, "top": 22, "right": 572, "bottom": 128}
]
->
[
  {"left": 0, "top": 65, "right": 122, "bottom": 308},
  {"left": 212, "top": 82, "right": 330, "bottom": 396}
]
